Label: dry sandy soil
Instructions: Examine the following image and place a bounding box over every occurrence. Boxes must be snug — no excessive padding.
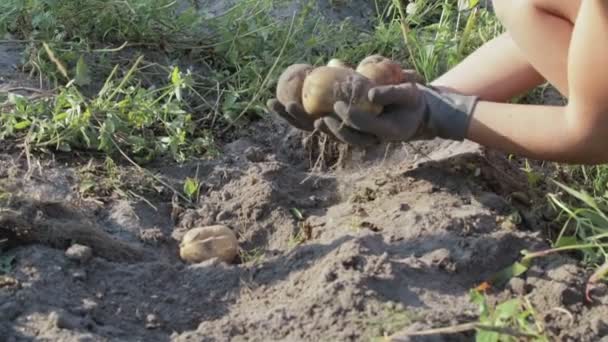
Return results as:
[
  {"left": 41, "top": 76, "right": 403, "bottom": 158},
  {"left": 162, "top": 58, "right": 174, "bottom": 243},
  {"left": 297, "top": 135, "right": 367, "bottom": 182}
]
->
[{"left": 1, "top": 2, "right": 608, "bottom": 341}]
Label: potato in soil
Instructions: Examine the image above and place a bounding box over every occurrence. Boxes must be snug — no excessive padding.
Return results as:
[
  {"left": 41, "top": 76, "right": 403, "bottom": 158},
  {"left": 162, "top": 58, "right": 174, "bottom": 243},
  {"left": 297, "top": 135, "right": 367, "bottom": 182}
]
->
[{"left": 179, "top": 225, "right": 238, "bottom": 264}]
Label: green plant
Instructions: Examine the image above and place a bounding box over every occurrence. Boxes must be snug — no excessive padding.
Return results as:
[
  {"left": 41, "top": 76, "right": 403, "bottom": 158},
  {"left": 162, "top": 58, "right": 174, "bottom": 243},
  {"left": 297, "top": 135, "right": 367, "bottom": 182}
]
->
[
  {"left": 239, "top": 247, "right": 265, "bottom": 266},
  {"left": 183, "top": 177, "right": 200, "bottom": 201},
  {"left": 0, "top": 254, "right": 15, "bottom": 274},
  {"left": 1, "top": 59, "right": 217, "bottom": 163},
  {"left": 470, "top": 290, "right": 548, "bottom": 342}
]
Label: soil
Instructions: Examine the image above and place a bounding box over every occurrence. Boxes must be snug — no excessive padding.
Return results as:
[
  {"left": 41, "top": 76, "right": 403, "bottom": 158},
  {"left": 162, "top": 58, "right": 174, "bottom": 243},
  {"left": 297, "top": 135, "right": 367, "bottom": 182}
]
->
[{"left": 1, "top": 3, "right": 607, "bottom": 342}]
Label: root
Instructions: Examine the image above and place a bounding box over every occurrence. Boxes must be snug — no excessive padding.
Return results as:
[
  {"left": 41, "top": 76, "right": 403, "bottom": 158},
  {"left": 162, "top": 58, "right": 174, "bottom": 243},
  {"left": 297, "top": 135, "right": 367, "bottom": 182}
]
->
[
  {"left": 0, "top": 197, "right": 145, "bottom": 263},
  {"left": 303, "top": 131, "right": 350, "bottom": 172}
]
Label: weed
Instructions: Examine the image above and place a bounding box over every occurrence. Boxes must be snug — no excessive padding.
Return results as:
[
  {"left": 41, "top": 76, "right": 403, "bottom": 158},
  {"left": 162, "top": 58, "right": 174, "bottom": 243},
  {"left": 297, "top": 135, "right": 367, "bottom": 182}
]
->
[
  {"left": 239, "top": 247, "right": 265, "bottom": 266},
  {"left": 0, "top": 254, "right": 15, "bottom": 274},
  {"left": 288, "top": 230, "right": 308, "bottom": 249},
  {"left": 470, "top": 290, "right": 548, "bottom": 342},
  {"left": 366, "top": 304, "right": 417, "bottom": 341},
  {"left": 1, "top": 60, "right": 217, "bottom": 163},
  {"left": 548, "top": 181, "right": 608, "bottom": 263},
  {"left": 183, "top": 177, "right": 200, "bottom": 202}
]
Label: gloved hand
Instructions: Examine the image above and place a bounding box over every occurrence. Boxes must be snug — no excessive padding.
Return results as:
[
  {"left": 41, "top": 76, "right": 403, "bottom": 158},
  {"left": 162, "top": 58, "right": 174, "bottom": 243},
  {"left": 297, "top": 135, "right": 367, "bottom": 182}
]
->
[
  {"left": 267, "top": 69, "right": 425, "bottom": 147},
  {"left": 324, "top": 82, "right": 479, "bottom": 144},
  {"left": 266, "top": 98, "right": 380, "bottom": 146}
]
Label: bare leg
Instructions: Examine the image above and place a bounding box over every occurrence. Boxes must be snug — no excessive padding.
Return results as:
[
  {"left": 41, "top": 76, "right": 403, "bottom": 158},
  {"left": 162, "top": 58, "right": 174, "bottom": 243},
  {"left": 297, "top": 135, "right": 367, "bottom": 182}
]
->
[
  {"left": 491, "top": 0, "right": 580, "bottom": 97},
  {"left": 431, "top": 0, "right": 581, "bottom": 102},
  {"left": 466, "top": 0, "right": 608, "bottom": 164}
]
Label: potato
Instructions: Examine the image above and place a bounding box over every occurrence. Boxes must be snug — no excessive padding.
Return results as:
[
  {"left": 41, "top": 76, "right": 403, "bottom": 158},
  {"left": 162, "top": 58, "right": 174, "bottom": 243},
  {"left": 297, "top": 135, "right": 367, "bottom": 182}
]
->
[
  {"left": 276, "top": 63, "right": 314, "bottom": 107},
  {"left": 356, "top": 55, "right": 404, "bottom": 86},
  {"left": 301, "top": 66, "right": 383, "bottom": 119},
  {"left": 327, "top": 58, "right": 352, "bottom": 69},
  {"left": 179, "top": 225, "right": 238, "bottom": 264}
]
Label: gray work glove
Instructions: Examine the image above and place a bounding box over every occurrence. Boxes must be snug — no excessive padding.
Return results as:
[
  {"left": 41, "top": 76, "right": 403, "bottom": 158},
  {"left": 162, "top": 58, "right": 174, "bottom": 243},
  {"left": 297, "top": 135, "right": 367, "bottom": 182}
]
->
[
  {"left": 266, "top": 98, "right": 379, "bottom": 146},
  {"left": 326, "top": 82, "right": 479, "bottom": 144},
  {"left": 267, "top": 69, "right": 426, "bottom": 147}
]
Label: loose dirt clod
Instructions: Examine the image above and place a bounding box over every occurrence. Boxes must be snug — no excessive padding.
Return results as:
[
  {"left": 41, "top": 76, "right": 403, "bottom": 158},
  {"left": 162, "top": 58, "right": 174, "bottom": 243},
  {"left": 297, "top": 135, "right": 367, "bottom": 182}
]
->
[
  {"left": 65, "top": 244, "right": 93, "bottom": 263},
  {"left": 0, "top": 196, "right": 145, "bottom": 262},
  {"left": 179, "top": 225, "right": 238, "bottom": 264}
]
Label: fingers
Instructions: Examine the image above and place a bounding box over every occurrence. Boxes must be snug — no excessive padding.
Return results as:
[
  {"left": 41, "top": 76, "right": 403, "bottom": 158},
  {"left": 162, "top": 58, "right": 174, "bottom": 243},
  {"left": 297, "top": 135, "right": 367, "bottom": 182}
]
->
[
  {"left": 368, "top": 82, "right": 421, "bottom": 107},
  {"left": 316, "top": 114, "right": 379, "bottom": 147},
  {"left": 267, "top": 99, "right": 315, "bottom": 131},
  {"left": 267, "top": 98, "right": 379, "bottom": 147},
  {"left": 332, "top": 101, "right": 394, "bottom": 138},
  {"left": 401, "top": 69, "right": 426, "bottom": 85}
]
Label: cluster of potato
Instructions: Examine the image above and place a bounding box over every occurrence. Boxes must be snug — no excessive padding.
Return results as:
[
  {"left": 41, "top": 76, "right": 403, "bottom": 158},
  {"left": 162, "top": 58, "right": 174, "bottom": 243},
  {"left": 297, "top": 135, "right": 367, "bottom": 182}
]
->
[{"left": 276, "top": 55, "right": 406, "bottom": 119}]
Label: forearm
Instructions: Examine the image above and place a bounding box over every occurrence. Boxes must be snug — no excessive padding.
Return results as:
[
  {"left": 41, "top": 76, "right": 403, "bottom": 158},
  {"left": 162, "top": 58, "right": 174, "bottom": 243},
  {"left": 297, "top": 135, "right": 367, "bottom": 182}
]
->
[
  {"left": 467, "top": 101, "right": 608, "bottom": 164},
  {"left": 430, "top": 33, "right": 545, "bottom": 102}
]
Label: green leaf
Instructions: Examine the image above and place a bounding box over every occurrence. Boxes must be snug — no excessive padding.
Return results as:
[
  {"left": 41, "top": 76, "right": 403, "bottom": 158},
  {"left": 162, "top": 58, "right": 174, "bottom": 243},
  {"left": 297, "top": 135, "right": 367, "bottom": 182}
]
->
[
  {"left": 183, "top": 177, "right": 199, "bottom": 199},
  {"left": 475, "top": 330, "right": 499, "bottom": 342},
  {"left": 74, "top": 55, "right": 91, "bottom": 86},
  {"left": 79, "top": 180, "right": 96, "bottom": 194},
  {"left": 290, "top": 208, "right": 304, "bottom": 221},
  {"left": 495, "top": 298, "right": 520, "bottom": 321},
  {"left": 13, "top": 120, "right": 31, "bottom": 130},
  {"left": 488, "top": 262, "right": 529, "bottom": 287},
  {"left": 171, "top": 66, "right": 181, "bottom": 86},
  {"left": 0, "top": 255, "right": 15, "bottom": 274},
  {"left": 555, "top": 236, "right": 579, "bottom": 248}
]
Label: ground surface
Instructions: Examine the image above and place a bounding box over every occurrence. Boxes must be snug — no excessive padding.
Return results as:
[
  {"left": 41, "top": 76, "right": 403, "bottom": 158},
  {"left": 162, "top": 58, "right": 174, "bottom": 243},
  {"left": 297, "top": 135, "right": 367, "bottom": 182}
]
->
[{"left": 1, "top": 2, "right": 608, "bottom": 341}]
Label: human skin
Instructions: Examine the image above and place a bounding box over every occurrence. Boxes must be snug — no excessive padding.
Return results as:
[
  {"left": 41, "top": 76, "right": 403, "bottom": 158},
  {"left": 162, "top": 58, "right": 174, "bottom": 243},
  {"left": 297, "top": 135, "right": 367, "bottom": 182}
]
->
[{"left": 430, "top": 0, "right": 608, "bottom": 165}]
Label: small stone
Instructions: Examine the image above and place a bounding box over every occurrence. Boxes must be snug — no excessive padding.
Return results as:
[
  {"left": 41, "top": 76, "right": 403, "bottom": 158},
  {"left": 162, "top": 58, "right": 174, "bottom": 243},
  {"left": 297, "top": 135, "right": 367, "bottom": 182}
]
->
[
  {"left": 511, "top": 191, "right": 531, "bottom": 206},
  {"left": 0, "top": 275, "right": 20, "bottom": 289},
  {"left": 72, "top": 270, "right": 87, "bottom": 281},
  {"left": 221, "top": 191, "right": 232, "bottom": 201},
  {"left": 47, "top": 310, "right": 83, "bottom": 330},
  {"left": 145, "top": 313, "right": 162, "bottom": 329},
  {"left": 399, "top": 203, "right": 411, "bottom": 211},
  {"left": 65, "top": 244, "right": 93, "bottom": 263},
  {"left": 244, "top": 147, "right": 265, "bottom": 163},
  {"left": 476, "top": 192, "right": 510, "bottom": 212},
  {"left": 76, "top": 299, "right": 98, "bottom": 316},
  {"left": 560, "top": 287, "right": 583, "bottom": 306},
  {"left": 323, "top": 270, "right": 337, "bottom": 282},
  {"left": 507, "top": 277, "right": 526, "bottom": 296}
]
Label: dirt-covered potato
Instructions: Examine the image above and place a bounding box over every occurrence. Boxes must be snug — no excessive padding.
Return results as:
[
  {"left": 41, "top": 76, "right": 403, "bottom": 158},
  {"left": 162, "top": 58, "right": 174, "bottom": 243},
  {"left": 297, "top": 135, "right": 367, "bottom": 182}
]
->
[
  {"left": 179, "top": 225, "right": 238, "bottom": 264},
  {"left": 301, "top": 66, "right": 383, "bottom": 119},
  {"left": 276, "top": 63, "right": 314, "bottom": 107},
  {"left": 356, "top": 54, "right": 404, "bottom": 86}
]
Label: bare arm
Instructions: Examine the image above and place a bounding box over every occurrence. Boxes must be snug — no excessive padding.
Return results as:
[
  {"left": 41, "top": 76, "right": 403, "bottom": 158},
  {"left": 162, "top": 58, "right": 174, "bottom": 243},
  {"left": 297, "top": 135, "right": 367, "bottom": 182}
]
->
[{"left": 465, "top": 0, "right": 608, "bottom": 164}]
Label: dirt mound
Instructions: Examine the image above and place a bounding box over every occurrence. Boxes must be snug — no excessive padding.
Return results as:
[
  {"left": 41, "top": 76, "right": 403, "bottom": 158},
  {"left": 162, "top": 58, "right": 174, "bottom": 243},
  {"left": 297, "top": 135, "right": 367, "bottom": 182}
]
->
[{"left": 1, "top": 114, "right": 607, "bottom": 341}]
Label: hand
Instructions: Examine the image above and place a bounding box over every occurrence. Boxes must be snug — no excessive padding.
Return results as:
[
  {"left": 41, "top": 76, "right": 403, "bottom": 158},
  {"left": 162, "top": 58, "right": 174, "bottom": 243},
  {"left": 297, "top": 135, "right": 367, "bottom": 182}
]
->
[
  {"left": 324, "top": 82, "right": 479, "bottom": 145},
  {"left": 267, "top": 67, "right": 426, "bottom": 146},
  {"left": 266, "top": 98, "right": 379, "bottom": 147}
]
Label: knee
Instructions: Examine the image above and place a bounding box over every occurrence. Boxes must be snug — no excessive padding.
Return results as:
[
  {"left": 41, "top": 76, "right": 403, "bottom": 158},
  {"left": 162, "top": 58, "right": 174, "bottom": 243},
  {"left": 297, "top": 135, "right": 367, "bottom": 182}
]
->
[{"left": 492, "top": 0, "right": 537, "bottom": 27}]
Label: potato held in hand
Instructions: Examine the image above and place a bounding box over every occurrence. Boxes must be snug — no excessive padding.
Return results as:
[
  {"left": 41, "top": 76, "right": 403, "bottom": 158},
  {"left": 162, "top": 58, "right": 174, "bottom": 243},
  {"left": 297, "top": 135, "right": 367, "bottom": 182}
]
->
[
  {"left": 356, "top": 55, "right": 404, "bottom": 86},
  {"left": 276, "top": 63, "right": 314, "bottom": 107},
  {"left": 302, "top": 66, "right": 383, "bottom": 119},
  {"left": 179, "top": 225, "right": 238, "bottom": 264}
]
